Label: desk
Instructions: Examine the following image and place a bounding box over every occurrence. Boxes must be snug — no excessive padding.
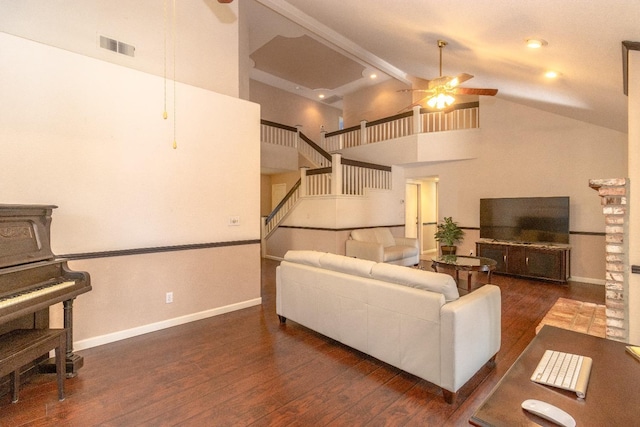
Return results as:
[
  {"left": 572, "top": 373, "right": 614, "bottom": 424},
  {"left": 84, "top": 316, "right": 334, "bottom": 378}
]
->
[
  {"left": 431, "top": 255, "right": 497, "bottom": 290},
  {"left": 470, "top": 325, "right": 640, "bottom": 426}
]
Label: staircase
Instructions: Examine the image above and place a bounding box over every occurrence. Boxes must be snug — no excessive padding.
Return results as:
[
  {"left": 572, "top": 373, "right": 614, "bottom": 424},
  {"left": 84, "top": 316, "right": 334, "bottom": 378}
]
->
[{"left": 260, "top": 102, "right": 480, "bottom": 248}]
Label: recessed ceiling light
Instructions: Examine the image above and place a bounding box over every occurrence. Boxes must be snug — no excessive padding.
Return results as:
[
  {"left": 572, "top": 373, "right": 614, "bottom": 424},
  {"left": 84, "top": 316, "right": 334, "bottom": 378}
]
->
[
  {"left": 318, "top": 94, "right": 325, "bottom": 99},
  {"left": 526, "top": 38, "right": 548, "bottom": 48},
  {"left": 545, "top": 70, "right": 559, "bottom": 79},
  {"left": 369, "top": 73, "right": 378, "bottom": 79}
]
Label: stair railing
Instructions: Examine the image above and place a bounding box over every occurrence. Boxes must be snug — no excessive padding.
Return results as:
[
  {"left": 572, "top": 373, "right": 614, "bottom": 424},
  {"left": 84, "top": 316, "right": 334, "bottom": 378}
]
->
[
  {"left": 260, "top": 119, "right": 332, "bottom": 168},
  {"left": 263, "top": 179, "right": 302, "bottom": 239}
]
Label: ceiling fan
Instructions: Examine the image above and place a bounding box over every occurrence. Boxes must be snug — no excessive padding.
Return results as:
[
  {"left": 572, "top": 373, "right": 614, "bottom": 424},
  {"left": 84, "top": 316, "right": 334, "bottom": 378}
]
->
[{"left": 399, "top": 40, "right": 498, "bottom": 111}]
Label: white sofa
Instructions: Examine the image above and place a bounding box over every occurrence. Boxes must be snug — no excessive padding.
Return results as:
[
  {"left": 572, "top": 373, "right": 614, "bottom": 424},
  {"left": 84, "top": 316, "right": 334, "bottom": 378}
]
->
[
  {"left": 345, "top": 227, "right": 420, "bottom": 266},
  {"left": 276, "top": 250, "right": 501, "bottom": 403}
]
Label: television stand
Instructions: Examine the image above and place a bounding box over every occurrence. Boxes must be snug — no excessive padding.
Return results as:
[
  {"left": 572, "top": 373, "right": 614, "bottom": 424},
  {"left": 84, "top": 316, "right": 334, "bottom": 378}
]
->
[{"left": 476, "top": 239, "right": 570, "bottom": 283}]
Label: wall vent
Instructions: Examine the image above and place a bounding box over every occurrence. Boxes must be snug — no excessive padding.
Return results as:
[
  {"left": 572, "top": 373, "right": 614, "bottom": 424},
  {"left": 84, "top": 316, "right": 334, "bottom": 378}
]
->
[{"left": 99, "top": 35, "right": 135, "bottom": 57}]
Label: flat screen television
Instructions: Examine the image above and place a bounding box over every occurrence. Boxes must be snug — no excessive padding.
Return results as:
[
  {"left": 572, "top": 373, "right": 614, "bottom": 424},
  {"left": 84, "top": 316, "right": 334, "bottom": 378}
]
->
[{"left": 480, "top": 197, "right": 570, "bottom": 244}]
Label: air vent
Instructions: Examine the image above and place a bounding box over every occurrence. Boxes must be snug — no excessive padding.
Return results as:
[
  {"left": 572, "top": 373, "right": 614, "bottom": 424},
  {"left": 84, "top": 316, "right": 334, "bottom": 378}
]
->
[
  {"left": 322, "top": 95, "right": 343, "bottom": 104},
  {"left": 99, "top": 35, "right": 135, "bottom": 57}
]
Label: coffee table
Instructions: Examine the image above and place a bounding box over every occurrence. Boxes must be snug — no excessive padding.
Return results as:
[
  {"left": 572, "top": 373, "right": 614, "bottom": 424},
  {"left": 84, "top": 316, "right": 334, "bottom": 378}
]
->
[{"left": 431, "top": 255, "right": 497, "bottom": 290}]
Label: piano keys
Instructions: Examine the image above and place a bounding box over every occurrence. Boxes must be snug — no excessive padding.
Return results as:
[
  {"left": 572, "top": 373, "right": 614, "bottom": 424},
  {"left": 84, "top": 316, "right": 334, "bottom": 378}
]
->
[{"left": 0, "top": 204, "right": 91, "bottom": 378}]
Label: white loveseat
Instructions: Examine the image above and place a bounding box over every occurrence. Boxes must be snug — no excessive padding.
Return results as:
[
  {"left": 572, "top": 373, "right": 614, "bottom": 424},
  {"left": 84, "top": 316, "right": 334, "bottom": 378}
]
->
[
  {"left": 276, "top": 250, "right": 501, "bottom": 403},
  {"left": 345, "top": 227, "right": 420, "bottom": 266}
]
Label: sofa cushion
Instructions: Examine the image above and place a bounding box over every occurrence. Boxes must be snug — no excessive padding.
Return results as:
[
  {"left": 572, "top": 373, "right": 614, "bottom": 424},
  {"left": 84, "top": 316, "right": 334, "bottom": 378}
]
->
[
  {"left": 283, "top": 250, "right": 324, "bottom": 268},
  {"left": 383, "top": 245, "right": 419, "bottom": 262},
  {"left": 319, "top": 252, "right": 376, "bottom": 278},
  {"left": 351, "top": 228, "right": 396, "bottom": 248},
  {"left": 370, "top": 263, "right": 459, "bottom": 302},
  {"left": 373, "top": 228, "right": 396, "bottom": 248}
]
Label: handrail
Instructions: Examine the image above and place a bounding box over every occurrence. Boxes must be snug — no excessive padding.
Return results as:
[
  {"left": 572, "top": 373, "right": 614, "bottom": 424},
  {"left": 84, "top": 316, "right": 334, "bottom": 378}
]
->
[
  {"left": 299, "top": 132, "right": 332, "bottom": 161},
  {"left": 341, "top": 158, "right": 391, "bottom": 172},
  {"left": 260, "top": 119, "right": 297, "bottom": 132},
  {"left": 265, "top": 179, "right": 301, "bottom": 225},
  {"left": 364, "top": 110, "right": 414, "bottom": 128},
  {"left": 325, "top": 124, "right": 361, "bottom": 138}
]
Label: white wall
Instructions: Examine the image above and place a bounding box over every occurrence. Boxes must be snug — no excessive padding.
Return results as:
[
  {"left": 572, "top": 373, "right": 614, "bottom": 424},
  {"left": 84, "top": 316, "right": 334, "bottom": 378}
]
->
[
  {"left": 0, "top": 33, "right": 259, "bottom": 254},
  {"left": 0, "top": 0, "right": 239, "bottom": 97}
]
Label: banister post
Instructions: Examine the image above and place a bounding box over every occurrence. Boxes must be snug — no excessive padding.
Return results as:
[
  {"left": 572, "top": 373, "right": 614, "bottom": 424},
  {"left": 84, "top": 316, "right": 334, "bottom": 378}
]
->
[
  {"left": 320, "top": 126, "right": 327, "bottom": 150},
  {"left": 295, "top": 124, "right": 302, "bottom": 149},
  {"left": 360, "top": 120, "right": 368, "bottom": 145},
  {"left": 300, "top": 167, "right": 308, "bottom": 196},
  {"left": 331, "top": 153, "right": 342, "bottom": 195},
  {"left": 413, "top": 105, "right": 422, "bottom": 134}
]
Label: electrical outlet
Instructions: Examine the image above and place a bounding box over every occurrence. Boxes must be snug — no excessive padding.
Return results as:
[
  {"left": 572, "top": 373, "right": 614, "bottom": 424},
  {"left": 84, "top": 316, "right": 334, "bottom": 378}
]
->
[
  {"left": 229, "top": 216, "right": 240, "bottom": 226},
  {"left": 165, "top": 292, "right": 173, "bottom": 304}
]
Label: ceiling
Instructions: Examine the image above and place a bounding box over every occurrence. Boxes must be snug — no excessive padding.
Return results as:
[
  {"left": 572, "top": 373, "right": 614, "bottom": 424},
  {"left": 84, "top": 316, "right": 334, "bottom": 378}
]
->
[{"left": 247, "top": 0, "right": 640, "bottom": 133}]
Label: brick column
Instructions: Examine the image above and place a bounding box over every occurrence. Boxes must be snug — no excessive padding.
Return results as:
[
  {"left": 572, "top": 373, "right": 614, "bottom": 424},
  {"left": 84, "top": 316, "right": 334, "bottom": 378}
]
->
[{"left": 589, "top": 178, "right": 629, "bottom": 342}]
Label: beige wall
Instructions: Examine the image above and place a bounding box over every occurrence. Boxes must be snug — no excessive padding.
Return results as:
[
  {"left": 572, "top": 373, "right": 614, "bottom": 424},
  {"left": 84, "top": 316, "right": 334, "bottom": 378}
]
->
[
  {"left": 266, "top": 226, "right": 405, "bottom": 259},
  {"left": 261, "top": 174, "right": 273, "bottom": 217},
  {"left": 250, "top": 79, "right": 342, "bottom": 143},
  {"left": 628, "top": 51, "right": 640, "bottom": 343},
  {"left": 51, "top": 245, "right": 261, "bottom": 349},
  {"left": 0, "top": 1, "right": 261, "bottom": 350},
  {"left": 402, "top": 97, "right": 627, "bottom": 283},
  {"left": 342, "top": 78, "right": 412, "bottom": 127}
]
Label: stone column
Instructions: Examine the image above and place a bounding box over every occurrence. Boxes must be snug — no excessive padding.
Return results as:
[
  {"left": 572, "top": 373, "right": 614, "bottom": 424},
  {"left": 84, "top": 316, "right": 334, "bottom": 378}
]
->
[{"left": 589, "top": 178, "right": 629, "bottom": 342}]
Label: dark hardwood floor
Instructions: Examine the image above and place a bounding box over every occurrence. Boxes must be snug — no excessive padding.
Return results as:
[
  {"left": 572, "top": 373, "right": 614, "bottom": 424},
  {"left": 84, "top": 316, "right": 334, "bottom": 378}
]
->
[{"left": 0, "top": 258, "right": 604, "bottom": 426}]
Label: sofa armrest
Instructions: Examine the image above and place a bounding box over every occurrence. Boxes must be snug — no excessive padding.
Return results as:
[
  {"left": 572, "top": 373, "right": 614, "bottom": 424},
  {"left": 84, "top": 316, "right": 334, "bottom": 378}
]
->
[
  {"left": 345, "top": 240, "right": 384, "bottom": 262},
  {"left": 439, "top": 285, "right": 501, "bottom": 392},
  {"left": 394, "top": 236, "right": 419, "bottom": 249}
]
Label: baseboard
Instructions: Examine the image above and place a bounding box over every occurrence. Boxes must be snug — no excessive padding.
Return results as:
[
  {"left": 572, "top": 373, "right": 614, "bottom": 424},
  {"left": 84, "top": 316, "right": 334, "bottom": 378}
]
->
[
  {"left": 74, "top": 297, "right": 263, "bottom": 351},
  {"left": 569, "top": 276, "right": 605, "bottom": 286}
]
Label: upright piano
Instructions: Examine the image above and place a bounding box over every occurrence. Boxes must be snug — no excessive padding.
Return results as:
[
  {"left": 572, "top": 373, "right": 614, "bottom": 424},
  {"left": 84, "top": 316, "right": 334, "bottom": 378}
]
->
[{"left": 0, "top": 204, "right": 91, "bottom": 377}]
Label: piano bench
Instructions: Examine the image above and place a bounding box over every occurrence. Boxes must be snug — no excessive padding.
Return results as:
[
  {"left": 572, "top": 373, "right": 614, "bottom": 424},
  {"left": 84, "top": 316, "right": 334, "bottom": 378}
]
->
[{"left": 0, "top": 329, "right": 67, "bottom": 403}]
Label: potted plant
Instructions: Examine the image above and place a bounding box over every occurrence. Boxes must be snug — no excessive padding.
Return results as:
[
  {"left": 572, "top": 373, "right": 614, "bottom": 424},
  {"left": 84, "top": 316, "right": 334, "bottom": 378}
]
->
[{"left": 434, "top": 216, "right": 465, "bottom": 255}]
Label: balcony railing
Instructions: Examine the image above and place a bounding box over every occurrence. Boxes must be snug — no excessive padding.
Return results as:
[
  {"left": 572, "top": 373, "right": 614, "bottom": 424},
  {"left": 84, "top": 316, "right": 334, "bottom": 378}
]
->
[{"left": 323, "top": 102, "right": 479, "bottom": 152}]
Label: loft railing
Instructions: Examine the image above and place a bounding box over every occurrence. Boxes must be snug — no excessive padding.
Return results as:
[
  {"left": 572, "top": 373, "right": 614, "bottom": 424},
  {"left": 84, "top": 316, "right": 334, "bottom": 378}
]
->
[
  {"left": 323, "top": 102, "right": 479, "bottom": 152},
  {"left": 260, "top": 120, "right": 297, "bottom": 148},
  {"left": 341, "top": 159, "right": 392, "bottom": 195},
  {"left": 260, "top": 119, "right": 331, "bottom": 168}
]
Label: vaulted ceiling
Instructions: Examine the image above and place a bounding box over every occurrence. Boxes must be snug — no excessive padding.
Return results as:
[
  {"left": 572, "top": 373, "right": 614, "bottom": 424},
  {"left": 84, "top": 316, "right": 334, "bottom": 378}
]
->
[{"left": 247, "top": 0, "right": 640, "bottom": 133}]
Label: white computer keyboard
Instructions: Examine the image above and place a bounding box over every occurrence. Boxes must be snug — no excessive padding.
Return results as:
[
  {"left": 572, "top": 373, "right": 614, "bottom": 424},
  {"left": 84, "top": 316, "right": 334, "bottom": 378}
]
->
[{"left": 530, "top": 349, "right": 593, "bottom": 398}]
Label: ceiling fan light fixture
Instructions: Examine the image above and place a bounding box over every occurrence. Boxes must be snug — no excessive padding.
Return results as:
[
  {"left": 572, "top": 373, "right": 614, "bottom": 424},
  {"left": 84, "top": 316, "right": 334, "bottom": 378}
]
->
[
  {"left": 526, "top": 38, "right": 548, "bottom": 49},
  {"left": 427, "top": 92, "right": 455, "bottom": 109}
]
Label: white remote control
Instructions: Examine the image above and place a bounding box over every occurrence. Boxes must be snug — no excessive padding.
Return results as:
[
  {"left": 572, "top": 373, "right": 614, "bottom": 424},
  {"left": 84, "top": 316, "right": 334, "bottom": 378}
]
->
[{"left": 521, "top": 399, "right": 576, "bottom": 427}]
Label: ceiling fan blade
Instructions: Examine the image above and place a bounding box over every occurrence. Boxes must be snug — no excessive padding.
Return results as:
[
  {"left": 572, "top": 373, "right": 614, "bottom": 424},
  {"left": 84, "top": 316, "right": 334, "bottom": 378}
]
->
[
  {"left": 447, "top": 73, "right": 474, "bottom": 88},
  {"left": 397, "top": 88, "right": 435, "bottom": 94},
  {"left": 428, "top": 76, "right": 454, "bottom": 90},
  {"left": 454, "top": 87, "right": 498, "bottom": 96},
  {"left": 397, "top": 95, "right": 432, "bottom": 113}
]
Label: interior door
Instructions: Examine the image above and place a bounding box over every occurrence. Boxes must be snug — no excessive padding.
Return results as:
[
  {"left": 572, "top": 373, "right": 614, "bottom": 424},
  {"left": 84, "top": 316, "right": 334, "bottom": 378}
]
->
[{"left": 405, "top": 183, "right": 419, "bottom": 239}]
